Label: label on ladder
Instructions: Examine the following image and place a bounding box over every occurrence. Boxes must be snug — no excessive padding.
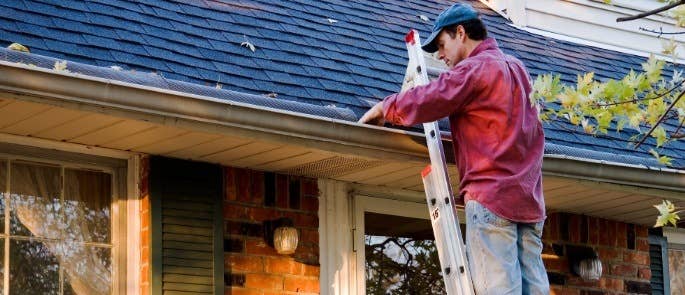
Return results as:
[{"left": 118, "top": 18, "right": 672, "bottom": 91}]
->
[{"left": 401, "top": 29, "right": 475, "bottom": 295}]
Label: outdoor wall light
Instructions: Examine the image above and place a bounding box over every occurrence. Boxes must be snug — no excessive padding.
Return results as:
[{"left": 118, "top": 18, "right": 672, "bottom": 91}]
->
[
  {"left": 265, "top": 217, "right": 299, "bottom": 255},
  {"left": 567, "top": 245, "right": 602, "bottom": 281}
]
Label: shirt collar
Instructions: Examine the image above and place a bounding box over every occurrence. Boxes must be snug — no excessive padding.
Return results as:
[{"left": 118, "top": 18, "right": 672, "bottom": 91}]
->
[{"left": 468, "top": 37, "right": 498, "bottom": 58}]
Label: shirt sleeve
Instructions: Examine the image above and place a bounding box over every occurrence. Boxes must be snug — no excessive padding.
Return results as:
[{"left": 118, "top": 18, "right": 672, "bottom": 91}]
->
[{"left": 382, "top": 62, "right": 480, "bottom": 126}]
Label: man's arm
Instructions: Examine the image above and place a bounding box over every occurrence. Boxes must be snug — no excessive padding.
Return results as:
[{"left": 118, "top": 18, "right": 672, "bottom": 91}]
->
[
  {"left": 358, "top": 101, "right": 385, "bottom": 125},
  {"left": 359, "top": 63, "right": 478, "bottom": 127}
]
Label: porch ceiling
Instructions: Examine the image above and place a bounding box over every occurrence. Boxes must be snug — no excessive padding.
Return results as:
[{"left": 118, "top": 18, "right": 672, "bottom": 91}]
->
[{"left": 0, "top": 96, "right": 683, "bottom": 226}]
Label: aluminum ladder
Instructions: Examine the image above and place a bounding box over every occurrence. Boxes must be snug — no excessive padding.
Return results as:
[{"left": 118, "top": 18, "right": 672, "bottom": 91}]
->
[{"left": 400, "top": 29, "right": 475, "bottom": 295}]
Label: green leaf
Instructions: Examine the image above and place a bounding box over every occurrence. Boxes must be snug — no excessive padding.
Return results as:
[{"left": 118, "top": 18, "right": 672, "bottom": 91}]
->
[{"left": 654, "top": 200, "right": 680, "bottom": 227}]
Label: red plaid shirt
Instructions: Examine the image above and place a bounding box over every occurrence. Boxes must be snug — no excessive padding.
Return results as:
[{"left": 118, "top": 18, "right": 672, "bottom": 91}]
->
[{"left": 382, "top": 38, "right": 545, "bottom": 222}]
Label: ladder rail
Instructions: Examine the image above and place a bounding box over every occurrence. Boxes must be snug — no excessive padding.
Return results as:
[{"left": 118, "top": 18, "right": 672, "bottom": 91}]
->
[{"left": 402, "top": 29, "right": 475, "bottom": 295}]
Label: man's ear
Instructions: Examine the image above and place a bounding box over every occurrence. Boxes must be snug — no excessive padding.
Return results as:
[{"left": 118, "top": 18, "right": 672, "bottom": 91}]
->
[{"left": 457, "top": 25, "right": 466, "bottom": 41}]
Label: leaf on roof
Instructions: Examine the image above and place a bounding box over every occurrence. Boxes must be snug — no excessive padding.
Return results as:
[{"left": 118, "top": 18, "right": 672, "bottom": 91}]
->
[
  {"left": 53, "top": 60, "right": 68, "bottom": 72},
  {"left": 241, "top": 35, "right": 256, "bottom": 52},
  {"left": 263, "top": 92, "right": 278, "bottom": 98},
  {"left": 649, "top": 149, "right": 673, "bottom": 166},
  {"left": 110, "top": 65, "right": 122, "bottom": 71},
  {"left": 216, "top": 82, "right": 222, "bottom": 89},
  {"left": 418, "top": 15, "right": 430, "bottom": 22},
  {"left": 7, "top": 42, "right": 29, "bottom": 53},
  {"left": 241, "top": 41, "right": 256, "bottom": 52},
  {"left": 327, "top": 18, "right": 338, "bottom": 24}
]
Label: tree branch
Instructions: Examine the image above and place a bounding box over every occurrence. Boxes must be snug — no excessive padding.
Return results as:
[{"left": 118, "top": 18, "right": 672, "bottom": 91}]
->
[
  {"left": 617, "top": 0, "right": 685, "bottom": 22},
  {"left": 635, "top": 88, "right": 685, "bottom": 148}
]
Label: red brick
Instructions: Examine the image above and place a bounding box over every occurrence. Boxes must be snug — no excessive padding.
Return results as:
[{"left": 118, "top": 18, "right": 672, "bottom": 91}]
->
[
  {"left": 543, "top": 256, "right": 569, "bottom": 272},
  {"left": 607, "top": 220, "right": 618, "bottom": 247},
  {"left": 246, "top": 207, "right": 278, "bottom": 222},
  {"left": 300, "top": 228, "right": 318, "bottom": 244},
  {"left": 276, "top": 175, "right": 289, "bottom": 209},
  {"left": 599, "top": 277, "right": 624, "bottom": 291},
  {"left": 296, "top": 213, "right": 318, "bottom": 228},
  {"left": 549, "top": 213, "right": 560, "bottom": 240},
  {"left": 636, "top": 225, "right": 649, "bottom": 238},
  {"left": 302, "top": 178, "right": 318, "bottom": 196},
  {"left": 636, "top": 238, "right": 650, "bottom": 251},
  {"left": 549, "top": 286, "right": 580, "bottom": 295},
  {"left": 588, "top": 216, "right": 600, "bottom": 245},
  {"left": 611, "top": 263, "right": 637, "bottom": 277},
  {"left": 224, "top": 204, "right": 248, "bottom": 220},
  {"left": 265, "top": 257, "right": 304, "bottom": 275},
  {"left": 303, "top": 264, "right": 320, "bottom": 277},
  {"left": 251, "top": 170, "right": 264, "bottom": 204},
  {"left": 283, "top": 277, "right": 319, "bottom": 293},
  {"left": 624, "top": 251, "right": 649, "bottom": 266},
  {"left": 568, "top": 215, "right": 582, "bottom": 243},
  {"left": 245, "top": 274, "right": 283, "bottom": 290},
  {"left": 638, "top": 266, "right": 652, "bottom": 279},
  {"left": 225, "top": 167, "right": 237, "bottom": 201},
  {"left": 246, "top": 239, "right": 279, "bottom": 256},
  {"left": 599, "top": 219, "right": 611, "bottom": 246},
  {"left": 301, "top": 196, "right": 319, "bottom": 213},
  {"left": 226, "top": 254, "right": 264, "bottom": 273},
  {"left": 226, "top": 288, "right": 263, "bottom": 295},
  {"left": 566, "top": 276, "right": 600, "bottom": 288},
  {"left": 616, "top": 222, "right": 627, "bottom": 248},
  {"left": 236, "top": 168, "right": 251, "bottom": 202},
  {"left": 597, "top": 247, "right": 622, "bottom": 262}
]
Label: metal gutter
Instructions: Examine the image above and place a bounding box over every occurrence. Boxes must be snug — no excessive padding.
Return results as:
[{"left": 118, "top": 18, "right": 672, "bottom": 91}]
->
[
  {"left": 0, "top": 60, "right": 683, "bottom": 192},
  {"left": 0, "top": 60, "right": 429, "bottom": 163}
]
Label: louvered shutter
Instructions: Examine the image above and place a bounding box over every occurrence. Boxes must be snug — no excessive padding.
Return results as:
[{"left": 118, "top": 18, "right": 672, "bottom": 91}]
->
[
  {"left": 649, "top": 235, "right": 671, "bottom": 295},
  {"left": 151, "top": 157, "right": 223, "bottom": 295}
]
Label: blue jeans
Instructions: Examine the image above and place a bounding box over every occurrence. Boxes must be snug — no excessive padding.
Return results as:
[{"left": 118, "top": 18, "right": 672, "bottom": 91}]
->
[{"left": 465, "top": 201, "right": 549, "bottom": 295}]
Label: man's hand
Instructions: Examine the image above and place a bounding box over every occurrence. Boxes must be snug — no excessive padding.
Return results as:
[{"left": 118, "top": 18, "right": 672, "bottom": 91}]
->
[{"left": 358, "top": 101, "right": 385, "bottom": 126}]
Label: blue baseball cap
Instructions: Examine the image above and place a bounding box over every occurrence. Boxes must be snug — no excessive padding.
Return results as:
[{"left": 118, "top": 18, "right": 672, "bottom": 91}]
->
[{"left": 422, "top": 3, "right": 479, "bottom": 53}]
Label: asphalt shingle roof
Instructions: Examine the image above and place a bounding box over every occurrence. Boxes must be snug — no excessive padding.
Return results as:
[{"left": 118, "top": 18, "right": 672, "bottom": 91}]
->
[{"left": 0, "top": 0, "right": 683, "bottom": 168}]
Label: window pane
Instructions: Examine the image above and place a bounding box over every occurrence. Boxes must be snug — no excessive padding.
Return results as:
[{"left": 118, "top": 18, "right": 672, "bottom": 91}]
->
[
  {"left": 64, "top": 169, "right": 111, "bottom": 243},
  {"left": 364, "top": 212, "right": 444, "bottom": 294},
  {"left": 63, "top": 246, "right": 111, "bottom": 295},
  {"left": 10, "top": 239, "right": 59, "bottom": 295},
  {"left": 0, "top": 160, "right": 6, "bottom": 232},
  {"left": 9, "top": 162, "right": 61, "bottom": 238}
]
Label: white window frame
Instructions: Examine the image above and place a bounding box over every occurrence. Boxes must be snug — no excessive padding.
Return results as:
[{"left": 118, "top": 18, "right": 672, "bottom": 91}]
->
[
  {"left": 0, "top": 139, "right": 139, "bottom": 295},
  {"left": 352, "top": 195, "right": 466, "bottom": 294}
]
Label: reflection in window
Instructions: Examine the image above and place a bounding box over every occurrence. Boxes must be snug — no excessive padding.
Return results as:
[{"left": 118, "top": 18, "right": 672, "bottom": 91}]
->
[
  {"left": 3, "top": 160, "right": 113, "bottom": 295},
  {"left": 364, "top": 212, "right": 445, "bottom": 294}
]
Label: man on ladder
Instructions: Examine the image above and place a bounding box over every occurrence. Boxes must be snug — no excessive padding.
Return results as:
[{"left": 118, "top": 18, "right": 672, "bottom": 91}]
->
[{"left": 359, "top": 3, "right": 549, "bottom": 294}]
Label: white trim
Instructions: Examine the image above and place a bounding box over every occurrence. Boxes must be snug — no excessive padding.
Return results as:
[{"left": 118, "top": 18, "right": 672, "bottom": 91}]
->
[
  {"left": 0, "top": 152, "right": 122, "bottom": 294},
  {"left": 664, "top": 227, "right": 685, "bottom": 245},
  {"left": 351, "top": 195, "right": 467, "bottom": 294},
  {"left": 318, "top": 179, "right": 357, "bottom": 295},
  {"left": 126, "top": 155, "right": 141, "bottom": 295},
  {"left": 0, "top": 132, "right": 134, "bottom": 160},
  {"left": 352, "top": 196, "right": 430, "bottom": 295}
]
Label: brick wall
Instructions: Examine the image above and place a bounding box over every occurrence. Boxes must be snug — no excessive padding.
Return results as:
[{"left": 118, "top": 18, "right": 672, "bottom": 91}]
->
[
  {"left": 139, "top": 155, "right": 151, "bottom": 295},
  {"left": 224, "top": 167, "right": 320, "bottom": 295},
  {"left": 543, "top": 212, "right": 652, "bottom": 295}
]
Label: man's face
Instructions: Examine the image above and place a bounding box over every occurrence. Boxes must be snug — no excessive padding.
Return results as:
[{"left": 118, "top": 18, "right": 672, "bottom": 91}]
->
[{"left": 436, "top": 28, "right": 465, "bottom": 68}]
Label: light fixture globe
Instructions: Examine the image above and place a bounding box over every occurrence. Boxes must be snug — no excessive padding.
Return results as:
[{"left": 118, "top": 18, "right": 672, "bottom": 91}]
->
[{"left": 274, "top": 226, "right": 299, "bottom": 255}]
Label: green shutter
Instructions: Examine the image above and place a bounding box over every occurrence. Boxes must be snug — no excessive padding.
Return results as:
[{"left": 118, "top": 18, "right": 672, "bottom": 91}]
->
[
  {"left": 649, "top": 235, "right": 671, "bottom": 295},
  {"left": 151, "top": 157, "right": 224, "bottom": 295}
]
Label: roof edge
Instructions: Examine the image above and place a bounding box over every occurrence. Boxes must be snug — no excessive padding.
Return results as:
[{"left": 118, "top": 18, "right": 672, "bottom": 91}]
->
[{"left": 0, "top": 59, "right": 684, "bottom": 192}]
